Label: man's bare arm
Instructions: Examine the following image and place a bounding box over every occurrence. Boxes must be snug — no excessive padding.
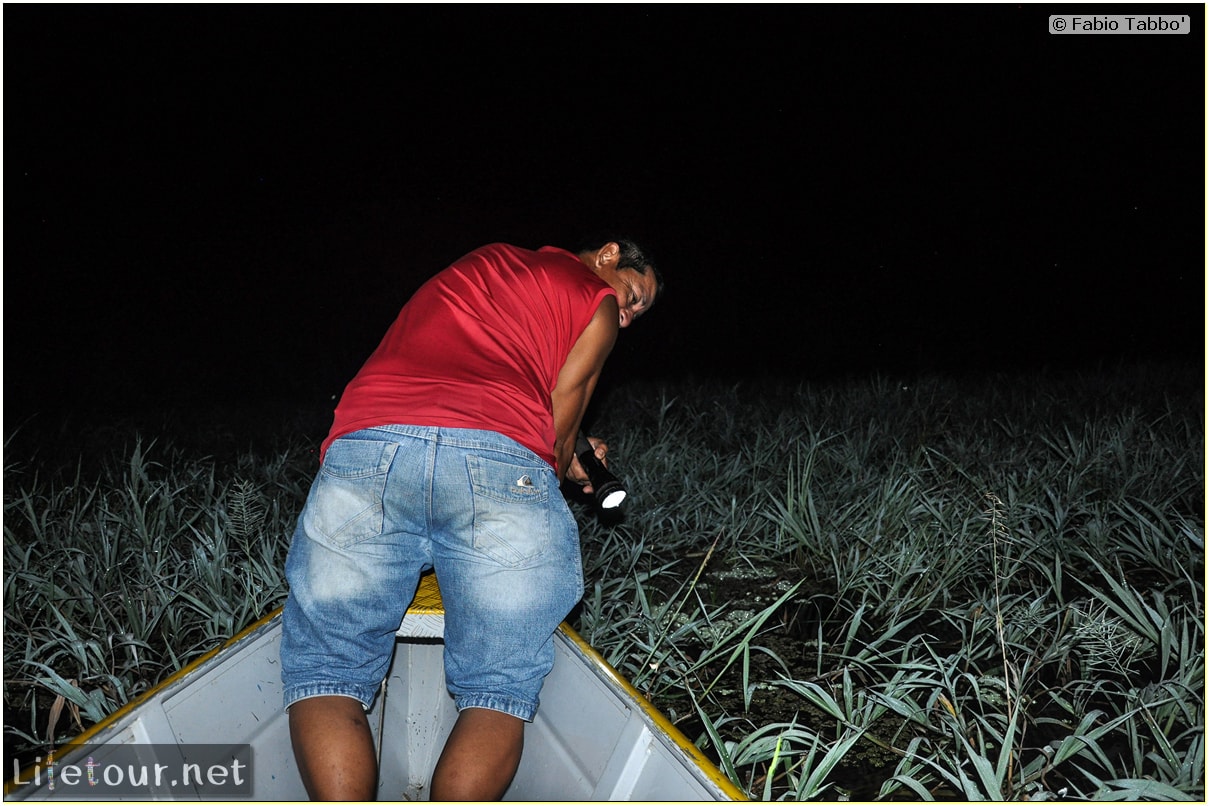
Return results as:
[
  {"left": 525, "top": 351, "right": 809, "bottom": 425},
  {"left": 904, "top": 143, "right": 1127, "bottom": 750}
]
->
[{"left": 551, "top": 296, "right": 619, "bottom": 483}]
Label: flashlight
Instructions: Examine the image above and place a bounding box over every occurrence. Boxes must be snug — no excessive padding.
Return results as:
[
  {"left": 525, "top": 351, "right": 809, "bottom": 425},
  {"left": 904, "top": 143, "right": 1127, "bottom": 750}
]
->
[{"left": 575, "top": 434, "right": 627, "bottom": 510}]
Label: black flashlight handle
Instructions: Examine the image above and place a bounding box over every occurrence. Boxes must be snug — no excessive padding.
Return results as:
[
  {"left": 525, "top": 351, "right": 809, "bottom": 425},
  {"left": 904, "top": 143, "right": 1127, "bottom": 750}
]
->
[{"left": 575, "top": 434, "right": 627, "bottom": 510}]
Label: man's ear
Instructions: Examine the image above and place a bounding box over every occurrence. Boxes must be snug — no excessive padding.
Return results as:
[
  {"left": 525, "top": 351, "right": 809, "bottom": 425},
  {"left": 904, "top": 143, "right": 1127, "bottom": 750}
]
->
[{"left": 598, "top": 242, "right": 620, "bottom": 268}]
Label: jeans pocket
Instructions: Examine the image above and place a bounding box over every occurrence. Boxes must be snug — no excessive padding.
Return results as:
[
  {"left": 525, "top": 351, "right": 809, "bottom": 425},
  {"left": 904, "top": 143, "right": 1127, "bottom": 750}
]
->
[
  {"left": 467, "top": 454, "right": 552, "bottom": 568},
  {"left": 302, "top": 438, "right": 398, "bottom": 549}
]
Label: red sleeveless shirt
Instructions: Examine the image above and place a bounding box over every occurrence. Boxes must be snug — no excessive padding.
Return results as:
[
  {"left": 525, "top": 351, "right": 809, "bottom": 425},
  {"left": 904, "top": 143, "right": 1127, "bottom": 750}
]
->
[{"left": 322, "top": 244, "right": 616, "bottom": 468}]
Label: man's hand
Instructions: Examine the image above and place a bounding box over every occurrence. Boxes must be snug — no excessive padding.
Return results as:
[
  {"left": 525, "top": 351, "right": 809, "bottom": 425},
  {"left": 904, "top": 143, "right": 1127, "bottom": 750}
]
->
[{"left": 567, "top": 435, "right": 609, "bottom": 495}]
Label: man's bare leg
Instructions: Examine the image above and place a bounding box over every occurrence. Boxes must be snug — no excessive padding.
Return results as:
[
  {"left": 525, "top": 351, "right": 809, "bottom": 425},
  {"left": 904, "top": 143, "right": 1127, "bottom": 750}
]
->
[
  {"left": 289, "top": 695, "right": 377, "bottom": 801},
  {"left": 429, "top": 708, "right": 524, "bottom": 801}
]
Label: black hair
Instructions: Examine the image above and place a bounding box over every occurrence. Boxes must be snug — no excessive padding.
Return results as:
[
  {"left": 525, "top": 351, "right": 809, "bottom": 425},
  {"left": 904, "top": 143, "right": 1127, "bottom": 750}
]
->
[{"left": 574, "top": 236, "right": 665, "bottom": 301}]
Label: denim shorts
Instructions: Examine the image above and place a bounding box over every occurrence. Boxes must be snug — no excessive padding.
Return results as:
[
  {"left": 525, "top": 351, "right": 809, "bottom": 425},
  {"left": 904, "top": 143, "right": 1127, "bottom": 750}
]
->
[{"left": 280, "top": 426, "right": 584, "bottom": 722}]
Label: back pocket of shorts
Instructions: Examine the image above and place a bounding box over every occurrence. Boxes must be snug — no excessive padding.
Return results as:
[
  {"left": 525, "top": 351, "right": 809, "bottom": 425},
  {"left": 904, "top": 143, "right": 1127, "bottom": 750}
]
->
[
  {"left": 303, "top": 438, "right": 398, "bottom": 548},
  {"left": 467, "top": 454, "right": 551, "bottom": 568}
]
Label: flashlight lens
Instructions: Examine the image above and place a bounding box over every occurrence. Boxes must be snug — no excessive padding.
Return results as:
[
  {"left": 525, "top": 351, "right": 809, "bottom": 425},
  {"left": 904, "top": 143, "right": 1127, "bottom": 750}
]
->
[{"left": 600, "top": 489, "right": 627, "bottom": 509}]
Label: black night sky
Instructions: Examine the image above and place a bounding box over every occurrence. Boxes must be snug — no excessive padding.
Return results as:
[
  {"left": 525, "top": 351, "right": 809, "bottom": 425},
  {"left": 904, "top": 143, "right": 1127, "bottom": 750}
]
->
[{"left": 5, "top": 6, "right": 1205, "bottom": 428}]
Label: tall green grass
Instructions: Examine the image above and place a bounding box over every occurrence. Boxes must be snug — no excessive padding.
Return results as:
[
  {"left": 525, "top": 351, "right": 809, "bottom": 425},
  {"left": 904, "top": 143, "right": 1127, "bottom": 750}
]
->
[
  {"left": 571, "top": 362, "right": 1203, "bottom": 800},
  {"left": 4, "top": 361, "right": 1203, "bottom": 800},
  {"left": 3, "top": 424, "right": 314, "bottom": 750}
]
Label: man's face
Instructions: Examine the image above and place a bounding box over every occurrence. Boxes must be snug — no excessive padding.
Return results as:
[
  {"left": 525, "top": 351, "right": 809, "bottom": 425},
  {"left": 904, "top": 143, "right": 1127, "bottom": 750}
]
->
[
  {"left": 611, "top": 266, "right": 657, "bottom": 329},
  {"left": 580, "top": 243, "right": 658, "bottom": 328}
]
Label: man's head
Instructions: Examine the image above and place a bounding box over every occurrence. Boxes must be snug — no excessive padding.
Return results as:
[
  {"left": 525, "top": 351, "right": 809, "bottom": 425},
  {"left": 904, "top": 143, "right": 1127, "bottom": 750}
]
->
[{"left": 575, "top": 238, "right": 662, "bottom": 329}]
